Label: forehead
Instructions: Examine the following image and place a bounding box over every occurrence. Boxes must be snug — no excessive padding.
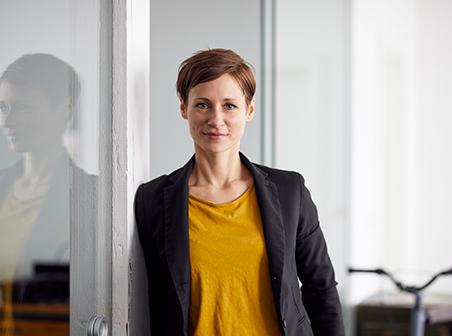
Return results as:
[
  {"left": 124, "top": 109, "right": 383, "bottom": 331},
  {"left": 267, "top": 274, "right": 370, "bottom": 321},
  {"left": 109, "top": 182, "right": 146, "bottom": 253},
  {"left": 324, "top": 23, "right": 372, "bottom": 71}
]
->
[
  {"left": 0, "top": 80, "right": 50, "bottom": 104},
  {"left": 189, "top": 74, "right": 244, "bottom": 100}
]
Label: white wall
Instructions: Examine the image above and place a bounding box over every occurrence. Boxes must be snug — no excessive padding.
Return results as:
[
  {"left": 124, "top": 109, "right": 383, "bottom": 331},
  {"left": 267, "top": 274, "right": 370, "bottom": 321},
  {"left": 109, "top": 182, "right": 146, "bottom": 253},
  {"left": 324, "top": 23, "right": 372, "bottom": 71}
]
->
[
  {"left": 149, "top": 0, "right": 261, "bottom": 178},
  {"left": 417, "top": 0, "right": 452, "bottom": 291},
  {"left": 350, "top": 0, "right": 452, "bottom": 305}
]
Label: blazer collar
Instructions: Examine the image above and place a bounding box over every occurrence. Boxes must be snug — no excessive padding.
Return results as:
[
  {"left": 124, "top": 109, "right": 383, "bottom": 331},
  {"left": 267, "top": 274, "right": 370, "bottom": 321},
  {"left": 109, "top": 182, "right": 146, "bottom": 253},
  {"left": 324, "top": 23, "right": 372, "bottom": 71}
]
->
[{"left": 163, "top": 153, "right": 286, "bottom": 319}]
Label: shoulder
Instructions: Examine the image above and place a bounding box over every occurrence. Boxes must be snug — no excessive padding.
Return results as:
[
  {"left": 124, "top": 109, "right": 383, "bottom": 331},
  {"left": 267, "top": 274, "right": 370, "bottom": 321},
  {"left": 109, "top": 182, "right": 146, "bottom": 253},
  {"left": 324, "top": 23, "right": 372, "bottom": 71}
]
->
[
  {"left": 135, "top": 175, "right": 167, "bottom": 204},
  {"left": 136, "top": 167, "right": 181, "bottom": 198},
  {"left": 247, "top": 160, "right": 315, "bottom": 213},
  {"left": 136, "top": 155, "right": 194, "bottom": 198},
  {"left": 134, "top": 166, "right": 189, "bottom": 237},
  {"left": 134, "top": 162, "right": 191, "bottom": 213},
  {"left": 137, "top": 153, "right": 195, "bottom": 198},
  {"left": 240, "top": 152, "right": 304, "bottom": 184},
  {"left": 249, "top": 161, "right": 306, "bottom": 187}
]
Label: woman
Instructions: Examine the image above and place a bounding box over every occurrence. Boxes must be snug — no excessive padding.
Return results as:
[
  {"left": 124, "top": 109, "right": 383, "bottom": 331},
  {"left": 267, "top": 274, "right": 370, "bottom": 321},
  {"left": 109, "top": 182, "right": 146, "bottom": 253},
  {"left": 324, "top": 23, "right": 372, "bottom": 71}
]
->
[
  {"left": 0, "top": 54, "right": 79, "bottom": 284},
  {"left": 135, "top": 49, "right": 345, "bottom": 335},
  {"left": 0, "top": 56, "right": 97, "bottom": 329}
]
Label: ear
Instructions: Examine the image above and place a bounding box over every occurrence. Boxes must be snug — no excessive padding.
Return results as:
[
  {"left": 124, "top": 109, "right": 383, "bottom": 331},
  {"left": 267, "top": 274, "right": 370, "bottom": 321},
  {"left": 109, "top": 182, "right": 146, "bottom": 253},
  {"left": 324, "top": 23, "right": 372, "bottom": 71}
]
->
[
  {"left": 180, "top": 97, "right": 188, "bottom": 120},
  {"left": 246, "top": 97, "right": 255, "bottom": 123},
  {"left": 55, "top": 97, "right": 72, "bottom": 123}
]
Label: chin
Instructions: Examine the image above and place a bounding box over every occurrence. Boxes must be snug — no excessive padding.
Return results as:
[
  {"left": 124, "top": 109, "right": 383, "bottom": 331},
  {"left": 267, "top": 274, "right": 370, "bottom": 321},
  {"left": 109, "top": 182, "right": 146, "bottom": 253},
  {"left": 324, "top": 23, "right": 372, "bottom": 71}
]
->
[
  {"left": 206, "top": 147, "right": 237, "bottom": 155},
  {"left": 6, "top": 139, "right": 34, "bottom": 153},
  {"left": 8, "top": 145, "right": 29, "bottom": 153},
  {"left": 195, "top": 140, "right": 240, "bottom": 156}
]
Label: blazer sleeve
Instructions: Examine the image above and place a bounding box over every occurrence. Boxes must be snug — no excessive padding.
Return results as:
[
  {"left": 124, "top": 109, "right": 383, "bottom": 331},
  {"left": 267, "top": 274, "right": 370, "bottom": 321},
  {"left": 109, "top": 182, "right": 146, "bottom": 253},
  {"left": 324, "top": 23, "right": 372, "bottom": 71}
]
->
[
  {"left": 134, "top": 183, "right": 168, "bottom": 335},
  {"left": 295, "top": 174, "right": 345, "bottom": 335}
]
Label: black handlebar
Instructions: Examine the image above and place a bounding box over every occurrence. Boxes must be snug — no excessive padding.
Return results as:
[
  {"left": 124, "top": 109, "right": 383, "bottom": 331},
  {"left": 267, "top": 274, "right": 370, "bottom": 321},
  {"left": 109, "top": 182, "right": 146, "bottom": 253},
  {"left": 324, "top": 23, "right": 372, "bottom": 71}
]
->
[
  {"left": 349, "top": 267, "right": 452, "bottom": 292},
  {"left": 349, "top": 268, "right": 387, "bottom": 275}
]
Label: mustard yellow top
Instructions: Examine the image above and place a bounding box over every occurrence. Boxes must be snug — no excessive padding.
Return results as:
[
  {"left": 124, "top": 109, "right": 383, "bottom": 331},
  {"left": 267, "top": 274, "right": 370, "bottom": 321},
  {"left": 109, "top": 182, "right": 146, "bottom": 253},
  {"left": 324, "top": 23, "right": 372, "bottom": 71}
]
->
[
  {"left": 0, "top": 184, "right": 44, "bottom": 283},
  {"left": 188, "top": 183, "right": 282, "bottom": 336}
]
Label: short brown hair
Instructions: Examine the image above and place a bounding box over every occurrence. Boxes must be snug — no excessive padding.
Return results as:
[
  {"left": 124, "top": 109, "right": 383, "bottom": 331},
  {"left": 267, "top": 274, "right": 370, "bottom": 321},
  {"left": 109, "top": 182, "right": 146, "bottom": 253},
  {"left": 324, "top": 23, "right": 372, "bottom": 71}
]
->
[
  {"left": 1, "top": 53, "right": 80, "bottom": 106},
  {"left": 177, "top": 49, "right": 256, "bottom": 105}
]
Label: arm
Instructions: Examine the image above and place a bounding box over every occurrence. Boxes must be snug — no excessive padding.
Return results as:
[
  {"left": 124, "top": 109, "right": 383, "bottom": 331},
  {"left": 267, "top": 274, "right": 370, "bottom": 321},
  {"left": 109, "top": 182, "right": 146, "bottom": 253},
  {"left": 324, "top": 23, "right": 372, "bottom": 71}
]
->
[
  {"left": 134, "top": 184, "right": 168, "bottom": 335},
  {"left": 295, "top": 174, "right": 345, "bottom": 335}
]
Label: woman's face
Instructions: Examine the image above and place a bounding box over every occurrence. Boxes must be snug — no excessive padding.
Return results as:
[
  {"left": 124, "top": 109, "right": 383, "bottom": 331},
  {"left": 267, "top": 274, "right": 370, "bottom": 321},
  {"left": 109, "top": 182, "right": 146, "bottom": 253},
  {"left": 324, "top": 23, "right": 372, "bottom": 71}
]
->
[
  {"left": 0, "top": 80, "right": 68, "bottom": 153},
  {"left": 180, "top": 73, "right": 255, "bottom": 156}
]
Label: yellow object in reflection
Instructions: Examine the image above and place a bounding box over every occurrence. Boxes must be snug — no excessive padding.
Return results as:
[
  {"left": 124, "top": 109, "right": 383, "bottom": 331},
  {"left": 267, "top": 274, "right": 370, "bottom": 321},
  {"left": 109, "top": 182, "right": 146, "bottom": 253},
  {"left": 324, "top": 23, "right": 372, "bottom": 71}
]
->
[
  {"left": 1, "top": 282, "right": 14, "bottom": 336},
  {"left": 0, "top": 182, "right": 44, "bottom": 284}
]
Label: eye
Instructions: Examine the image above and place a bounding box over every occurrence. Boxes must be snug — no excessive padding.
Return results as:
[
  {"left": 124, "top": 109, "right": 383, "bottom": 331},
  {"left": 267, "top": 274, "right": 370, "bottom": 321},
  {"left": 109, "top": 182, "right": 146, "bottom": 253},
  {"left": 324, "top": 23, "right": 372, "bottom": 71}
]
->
[
  {"left": 0, "top": 104, "right": 7, "bottom": 113},
  {"left": 18, "top": 104, "right": 30, "bottom": 112},
  {"left": 195, "top": 102, "right": 208, "bottom": 109},
  {"left": 225, "top": 103, "right": 237, "bottom": 110}
]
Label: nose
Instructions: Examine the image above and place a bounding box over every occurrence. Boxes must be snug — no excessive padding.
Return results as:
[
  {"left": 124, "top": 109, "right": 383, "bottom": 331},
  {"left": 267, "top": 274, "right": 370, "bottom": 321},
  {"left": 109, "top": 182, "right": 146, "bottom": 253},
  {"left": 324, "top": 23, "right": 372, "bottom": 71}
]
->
[{"left": 207, "top": 106, "right": 225, "bottom": 128}]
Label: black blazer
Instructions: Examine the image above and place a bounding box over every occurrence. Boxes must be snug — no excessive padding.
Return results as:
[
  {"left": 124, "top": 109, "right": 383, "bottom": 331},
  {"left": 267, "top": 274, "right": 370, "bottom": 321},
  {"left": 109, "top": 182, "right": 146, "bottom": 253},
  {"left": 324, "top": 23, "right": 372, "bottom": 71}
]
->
[{"left": 135, "top": 153, "right": 345, "bottom": 335}]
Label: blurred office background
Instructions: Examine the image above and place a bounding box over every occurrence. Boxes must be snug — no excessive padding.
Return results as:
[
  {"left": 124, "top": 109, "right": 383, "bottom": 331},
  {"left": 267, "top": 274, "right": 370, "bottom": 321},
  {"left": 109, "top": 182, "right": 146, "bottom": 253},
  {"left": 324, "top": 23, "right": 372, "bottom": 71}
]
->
[{"left": 1, "top": 0, "right": 451, "bottom": 335}]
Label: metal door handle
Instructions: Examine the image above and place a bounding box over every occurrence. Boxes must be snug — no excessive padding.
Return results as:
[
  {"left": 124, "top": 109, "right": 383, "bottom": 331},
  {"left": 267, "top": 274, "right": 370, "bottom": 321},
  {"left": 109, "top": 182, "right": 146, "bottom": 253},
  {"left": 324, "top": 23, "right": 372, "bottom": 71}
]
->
[{"left": 87, "top": 316, "right": 109, "bottom": 336}]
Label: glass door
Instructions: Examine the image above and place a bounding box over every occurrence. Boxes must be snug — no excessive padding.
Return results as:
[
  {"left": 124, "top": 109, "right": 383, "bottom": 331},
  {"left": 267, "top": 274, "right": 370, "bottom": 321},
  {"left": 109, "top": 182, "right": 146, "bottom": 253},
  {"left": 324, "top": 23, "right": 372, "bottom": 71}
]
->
[
  {"left": 0, "top": 1, "right": 145, "bottom": 335},
  {"left": 1, "top": 1, "right": 151, "bottom": 335}
]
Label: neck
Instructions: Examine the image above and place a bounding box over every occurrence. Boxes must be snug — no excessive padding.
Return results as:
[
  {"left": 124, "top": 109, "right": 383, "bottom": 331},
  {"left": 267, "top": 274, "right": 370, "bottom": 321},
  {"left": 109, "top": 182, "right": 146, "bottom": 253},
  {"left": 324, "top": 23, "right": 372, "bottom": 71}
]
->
[
  {"left": 191, "top": 148, "right": 246, "bottom": 187},
  {"left": 22, "top": 141, "right": 64, "bottom": 185}
]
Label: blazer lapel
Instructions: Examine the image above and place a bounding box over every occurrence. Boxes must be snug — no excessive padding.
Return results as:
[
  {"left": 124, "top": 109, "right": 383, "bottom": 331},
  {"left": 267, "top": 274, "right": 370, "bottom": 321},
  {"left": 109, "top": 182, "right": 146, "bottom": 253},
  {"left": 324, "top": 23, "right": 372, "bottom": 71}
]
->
[
  {"left": 240, "top": 153, "right": 286, "bottom": 304},
  {"left": 163, "top": 155, "right": 194, "bottom": 323}
]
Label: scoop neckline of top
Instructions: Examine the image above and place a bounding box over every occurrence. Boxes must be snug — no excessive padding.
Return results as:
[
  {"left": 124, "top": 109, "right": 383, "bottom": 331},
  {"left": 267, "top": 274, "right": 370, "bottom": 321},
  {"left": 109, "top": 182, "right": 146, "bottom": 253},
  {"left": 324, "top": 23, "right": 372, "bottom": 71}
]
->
[{"left": 188, "top": 181, "right": 255, "bottom": 206}]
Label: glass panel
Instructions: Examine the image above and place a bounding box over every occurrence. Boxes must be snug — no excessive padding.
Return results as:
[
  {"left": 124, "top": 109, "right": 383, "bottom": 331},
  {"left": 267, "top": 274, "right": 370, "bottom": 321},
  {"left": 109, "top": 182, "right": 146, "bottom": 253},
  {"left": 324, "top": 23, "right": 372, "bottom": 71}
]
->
[
  {"left": 0, "top": 1, "right": 112, "bottom": 335},
  {"left": 272, "top": 0, "right": 350, "bottom": 330},
  {"left": 0, "top": 1, "right": 71, "bottom": 334},
  {"left": 274, "top": 0, "right": 349, "bottom": 298}
]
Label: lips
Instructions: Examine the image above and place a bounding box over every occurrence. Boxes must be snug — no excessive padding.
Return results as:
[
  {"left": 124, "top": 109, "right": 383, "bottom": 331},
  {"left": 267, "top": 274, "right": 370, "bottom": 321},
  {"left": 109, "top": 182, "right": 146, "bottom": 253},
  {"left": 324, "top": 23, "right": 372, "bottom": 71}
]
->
[
  {"left": 4, "top": 131, "right": 27, "bottom": 139},
  {"left": 203, "top": 132, "right": 227, "bottom": 140}
]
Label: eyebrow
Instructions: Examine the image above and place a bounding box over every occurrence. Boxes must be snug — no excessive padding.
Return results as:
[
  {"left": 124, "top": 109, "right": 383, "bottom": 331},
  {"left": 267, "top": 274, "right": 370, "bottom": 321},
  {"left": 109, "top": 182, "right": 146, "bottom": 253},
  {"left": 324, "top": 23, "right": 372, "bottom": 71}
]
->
[{"left": 192, "top": 97, "right": 240, "bottom": 102}]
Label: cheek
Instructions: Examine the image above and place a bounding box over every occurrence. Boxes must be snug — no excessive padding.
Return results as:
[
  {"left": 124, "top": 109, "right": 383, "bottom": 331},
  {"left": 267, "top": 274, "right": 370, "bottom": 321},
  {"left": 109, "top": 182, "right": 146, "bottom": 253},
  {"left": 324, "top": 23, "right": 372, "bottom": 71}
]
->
[
  {"left": 231, "top": 115, "right": 248, "bottom": 129},
  {"left": 188, "top": 113, "right": 206, "bottom": 127},
  {"left": 23, "top": 115, "right": 45, "bottom": 130}
]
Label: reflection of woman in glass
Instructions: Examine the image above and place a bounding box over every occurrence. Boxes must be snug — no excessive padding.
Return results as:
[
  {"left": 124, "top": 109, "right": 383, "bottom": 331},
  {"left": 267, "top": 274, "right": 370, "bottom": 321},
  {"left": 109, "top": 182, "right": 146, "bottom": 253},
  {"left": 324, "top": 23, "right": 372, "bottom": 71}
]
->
[
  {"left": 135, "top": 49, "right": 345, "bottom": 335},
  {"left": 0, "top": 54, "right": 79, "bottom": 316}
]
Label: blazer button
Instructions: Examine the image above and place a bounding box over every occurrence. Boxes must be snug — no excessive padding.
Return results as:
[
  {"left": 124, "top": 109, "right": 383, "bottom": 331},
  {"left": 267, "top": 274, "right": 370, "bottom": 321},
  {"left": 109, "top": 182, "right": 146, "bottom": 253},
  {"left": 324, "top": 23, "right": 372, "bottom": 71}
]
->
[{"left": 282, "top": 319, "right": 287, "bottom": 328}]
